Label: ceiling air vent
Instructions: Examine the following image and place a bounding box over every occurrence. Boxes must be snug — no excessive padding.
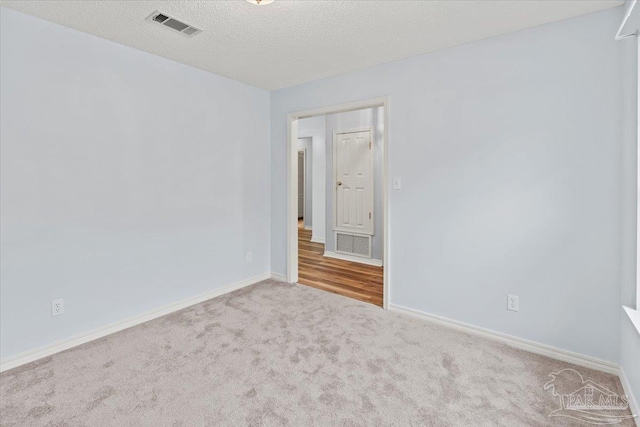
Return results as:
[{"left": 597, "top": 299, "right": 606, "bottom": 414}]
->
[{"left": 146, "top": 11, "right": 202, "bottom": 37}]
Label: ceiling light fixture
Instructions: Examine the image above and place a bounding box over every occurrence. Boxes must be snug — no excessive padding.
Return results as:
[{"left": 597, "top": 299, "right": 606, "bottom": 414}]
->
[{"left": 246, "top": 0, "right": 274, "bottom": 5}]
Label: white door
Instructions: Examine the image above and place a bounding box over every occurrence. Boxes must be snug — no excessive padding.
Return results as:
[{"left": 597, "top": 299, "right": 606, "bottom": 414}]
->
[
  {"left": 298, "top": 151, "right": 304, "bottom": 219},
  {"left": 334, "top": 130, "right": 373, "bottom": 234}
]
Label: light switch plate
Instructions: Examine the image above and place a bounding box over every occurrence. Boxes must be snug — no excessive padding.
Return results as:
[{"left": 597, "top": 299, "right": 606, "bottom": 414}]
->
[{"left": 393, "top": 177, "right": 402, "bottom": 190}]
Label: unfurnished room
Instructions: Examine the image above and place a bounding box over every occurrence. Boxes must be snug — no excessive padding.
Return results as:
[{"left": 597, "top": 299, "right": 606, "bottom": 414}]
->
[{"left": 0, "top": 1, "right": 639, "bottom": 426}]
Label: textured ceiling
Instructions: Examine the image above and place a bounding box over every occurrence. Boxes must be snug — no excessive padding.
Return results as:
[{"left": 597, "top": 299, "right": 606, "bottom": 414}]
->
[{"left": 1, "top": 0, "right": 623, "bottom": 90}]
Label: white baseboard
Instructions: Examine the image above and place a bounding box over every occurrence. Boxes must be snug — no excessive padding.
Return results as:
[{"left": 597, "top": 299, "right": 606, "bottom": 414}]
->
[
  {"left": 270, "top": 272, "right": 288, "bottom": 282},
  {"left": 310, "top": 237, "right": 325, "bottom": 244},
  {"left": 621, "top": 368, "right": 640, "bottom": 425},
  {"left": 389, "top": 303, "right": 620, "bottom": 375},
  {"left": 323, "top": 251, "right": 383, "bottom": 267},
  {"left": 0, "top": 272, "right": 271, "bottom": 373}
]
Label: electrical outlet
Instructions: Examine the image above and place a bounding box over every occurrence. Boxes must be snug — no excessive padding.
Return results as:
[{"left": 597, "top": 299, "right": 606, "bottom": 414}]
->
[
  {"left": 507, "top": 294, "right": 519, "bottom": 312},
  {"left": 52, "top": 298, "right": 64, "bottom": 317},
  {"left": 246, "top": 252, "right": 252, "bottom": 262},
  {"left": 393, "top": 177, "right": 402, "bottom": 190}
]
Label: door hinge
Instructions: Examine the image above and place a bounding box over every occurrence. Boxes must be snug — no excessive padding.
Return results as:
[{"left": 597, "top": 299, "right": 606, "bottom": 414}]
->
[
  {"left": 369, "top": 212, "right": 372, "bottom": 219},
  {"left": 369, "top": 141, "right": 371, "bottom": 149}
]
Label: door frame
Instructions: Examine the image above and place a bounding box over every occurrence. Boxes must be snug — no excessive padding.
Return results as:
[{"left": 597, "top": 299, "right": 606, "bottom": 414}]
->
[
  {"left": 333, "top": 127, "right": 374, "bottom": 236},
  {"left": 286, "top": 96, "right": 390, "bottom": 309},
  {"left": 297, "top": 149, "right": 306, "bottom": 222}
]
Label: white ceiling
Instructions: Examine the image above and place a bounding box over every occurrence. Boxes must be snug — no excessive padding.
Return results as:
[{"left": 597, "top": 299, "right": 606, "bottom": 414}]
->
[{"left": 2, "top": 0, "right": 623, "bottom": 90}]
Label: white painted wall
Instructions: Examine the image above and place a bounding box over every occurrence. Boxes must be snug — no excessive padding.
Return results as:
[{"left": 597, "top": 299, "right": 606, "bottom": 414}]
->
[
  {"left": 0, "top": 8, "right": 271, "bottom": 360},
  {"left": 325, "top": 107, "right": 384, "bottom": 260},
  {"left": 271, "top": 7, "right": 625, "bottom": 363},
  {"left": 297, "top": 116, "right": 326, "bottom": 243},
  {"left": 297, "top": 137, "right": 313, "bottom": 228},
  {"left": 619, "top": 3, "right": 640, "bottom": 409}
]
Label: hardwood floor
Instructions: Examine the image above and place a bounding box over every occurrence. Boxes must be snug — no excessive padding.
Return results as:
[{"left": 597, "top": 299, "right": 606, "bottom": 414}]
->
[{"left": 297, "top": 220, "right": 383, "bottom": 307}]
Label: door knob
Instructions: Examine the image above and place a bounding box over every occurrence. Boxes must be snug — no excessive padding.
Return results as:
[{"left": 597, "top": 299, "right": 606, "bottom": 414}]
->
[{"left": 337, "top": 181, "right": 342, "bottom": 186}]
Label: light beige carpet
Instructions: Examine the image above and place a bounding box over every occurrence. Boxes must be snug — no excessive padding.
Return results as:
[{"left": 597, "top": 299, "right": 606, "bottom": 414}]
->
[{"left": 0, "top": 280, "right": 635, "bottom": 426}]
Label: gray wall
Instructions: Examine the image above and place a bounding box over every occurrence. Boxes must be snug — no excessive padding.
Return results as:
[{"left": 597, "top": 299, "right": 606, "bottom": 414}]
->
[
  {"left": 619, "top": 3, "right": 640, "bottom": 411},
  {"left": 0, "top": 8, "right": 271, "bottom": 359},
  {"left": 271, "top": 8, "right": 625, "bottom": 363},
  {"left": 324, "top": 108, "right": 384, "bottom": 261},
  {"left": 297, "top": 137, "right": 313, "bottom": 228}
]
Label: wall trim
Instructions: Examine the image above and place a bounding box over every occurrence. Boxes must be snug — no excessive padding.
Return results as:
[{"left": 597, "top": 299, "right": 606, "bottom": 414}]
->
[
  {"left": 323, "top": 251, "right": 383, "bottom": 267},
  {"left": 270, "top": 272, "right": 288, "bottom": 282},
  {"left": 624, "top": 306, "right": 640, "bottom": 336},
  {"left": 0, "top": 272, "right": 271, "bottom": 373},
  {"left": 389, "top": 303, "right": 620, "bottom": 375},
  {"left": 310, "top": 237, "right": 326, "bottom": 244},
  {"left": 621, "top": 368, "right": 640, "bottom": 425}
]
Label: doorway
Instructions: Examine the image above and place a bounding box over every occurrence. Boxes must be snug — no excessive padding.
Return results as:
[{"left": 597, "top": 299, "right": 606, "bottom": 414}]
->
[
  {"left": 286, "top": 97, "right": 389, "bottom": 309},
  {"left": 298, "top": 150, "right": 305, "bottom": 222}
]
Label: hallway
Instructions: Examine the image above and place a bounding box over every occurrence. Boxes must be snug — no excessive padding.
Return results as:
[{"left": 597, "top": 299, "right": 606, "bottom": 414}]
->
[{"left": 297, "top": 221, "right": 383, "bottom": 307}]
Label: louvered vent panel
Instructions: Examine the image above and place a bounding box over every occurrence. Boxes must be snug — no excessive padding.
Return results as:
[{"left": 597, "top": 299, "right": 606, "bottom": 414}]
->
[
  {"left": 353, "top": 235, "right": 370, "bottom": 256},
  {"left": 336, "top": 233, "right": 354, "bottom": 253},
  {"left": 183, "top": 27, "right": 199, "bottom": 36},
  {"left": 336, "top": 232, "right": 371, "bottom": 258},
  {"left": 146, "top": 11, "right": 202, "bottom": 37}
]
